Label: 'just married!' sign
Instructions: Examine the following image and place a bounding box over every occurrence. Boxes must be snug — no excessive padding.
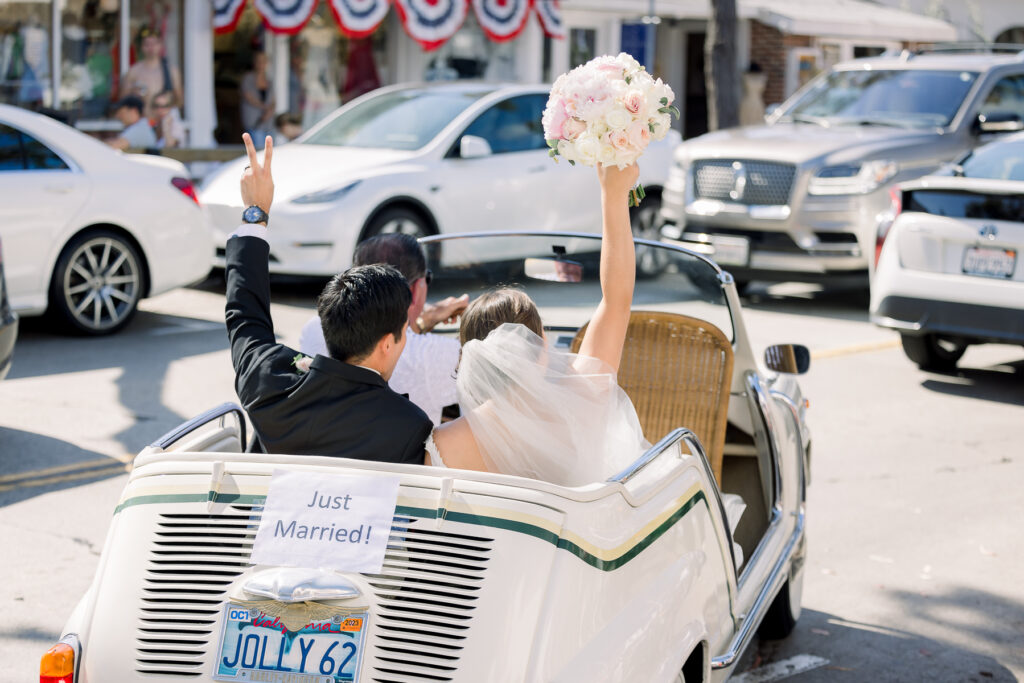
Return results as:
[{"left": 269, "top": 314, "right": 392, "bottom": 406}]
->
[{"left": 250, "top": 470, "right": 400, "bottom": 573}]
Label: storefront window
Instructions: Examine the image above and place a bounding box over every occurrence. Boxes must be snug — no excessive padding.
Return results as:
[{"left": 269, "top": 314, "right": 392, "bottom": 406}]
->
[
  {"left": 59, "top": 0, "right": 120, "bottom": 119},
  {"left": 122, "top": 0, "right": 183, "bottom": 114},
  {"left": 1, "top": 2, "right": 54, "bottom": 111},
  {"left": 569, "top": 28, "right": 595, "bottom": 69},
  {"left": 424, "top": 11, "right": 516, "bottom": 82}
]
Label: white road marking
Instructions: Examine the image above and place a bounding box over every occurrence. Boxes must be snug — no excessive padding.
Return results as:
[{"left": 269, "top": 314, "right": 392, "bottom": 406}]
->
[
  {"left": 732, "top": 654, "right": 830, "bottom": 683},
  {"left": 148, "top": 320, "right": 224, "bottom": 336}
]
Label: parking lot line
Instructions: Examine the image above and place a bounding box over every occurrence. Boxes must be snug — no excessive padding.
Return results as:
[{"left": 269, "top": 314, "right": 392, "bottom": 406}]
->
[
  {"left": 0, "top": 462, "right": 131, "bottom": 493},
  {"left": 812, "top": 338, "right": 901, "bottom": 360},
  {"left": 733, "top": 654, "right": 830, "bottom": 682},
  {"left": 0, "top": 452, "right": 134, "bottom": 484}
]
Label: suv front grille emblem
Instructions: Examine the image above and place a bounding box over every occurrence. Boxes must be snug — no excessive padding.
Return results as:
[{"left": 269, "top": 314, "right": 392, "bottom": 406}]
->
[{"left": 729, "top": 161, "right": 747, "bottom": 201}]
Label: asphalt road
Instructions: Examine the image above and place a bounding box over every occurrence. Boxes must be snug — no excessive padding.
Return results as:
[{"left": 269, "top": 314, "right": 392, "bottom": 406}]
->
[{"left": 1, "top": 276, "right": 1022, "bottom": 683}]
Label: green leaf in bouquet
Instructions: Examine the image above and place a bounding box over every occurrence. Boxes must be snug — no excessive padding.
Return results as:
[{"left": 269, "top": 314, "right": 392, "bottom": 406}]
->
[
  {"left": 568, "top": 159, "right": 575, "bottom": 166},
  {"left": 669, "top": 105, "right": 681, "bottom": 118},
  {"left": 660, "top": 97, "right": 669, "bottom": 105},
  {"left": 546, "top": 138, "right": 559, "bottom": 148},
  {"left": 625, "top": 76, "right": 632, "bottom": 84},
  {"left": 649, "top": 122, "right": 656, "bottom": 133}
]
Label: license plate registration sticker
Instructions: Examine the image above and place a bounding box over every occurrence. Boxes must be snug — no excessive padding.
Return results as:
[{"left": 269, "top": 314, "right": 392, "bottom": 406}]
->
[
  {"left": 962, "top": 246, "right": 1016, "bottom": 279},
  {"left": 214, "top": 604, "right": 367, "bottom": 683},
  {"left": 711, "top": 235, "right": 750, "bottom": 267}
]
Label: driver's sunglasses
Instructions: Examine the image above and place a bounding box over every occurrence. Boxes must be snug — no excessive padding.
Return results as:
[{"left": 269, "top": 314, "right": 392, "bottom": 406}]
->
[{"left": 421, "top": 269, "right": 433, "bottom": 286}]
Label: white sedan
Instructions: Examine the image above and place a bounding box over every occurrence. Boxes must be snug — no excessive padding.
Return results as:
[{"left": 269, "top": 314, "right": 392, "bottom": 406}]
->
[
  {"left": 871, "top": 133, "right": 1024, "bottom": 370},
  {"left": 200, "top": 83, "right": 681, "bottom": 277},
  {"left": 0, "top": 105, "right": 213, "bottom": 334}
]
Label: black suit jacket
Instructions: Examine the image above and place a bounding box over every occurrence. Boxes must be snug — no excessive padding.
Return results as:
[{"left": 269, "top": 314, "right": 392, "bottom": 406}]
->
[{"left": 224, "top": 235, "right": 432, "bottom": 463}]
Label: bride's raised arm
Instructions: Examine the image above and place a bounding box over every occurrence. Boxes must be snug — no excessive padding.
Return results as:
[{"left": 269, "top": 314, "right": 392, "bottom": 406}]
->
[{"left": 574, "top": 163, "right": 640, "bottom": 373}]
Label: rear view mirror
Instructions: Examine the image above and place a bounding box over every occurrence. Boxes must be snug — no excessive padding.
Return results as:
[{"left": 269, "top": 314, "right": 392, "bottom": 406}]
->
[
  {"left": 524, "top": 257, "right": 583, "bottom": 283},
  {"left": 460, "top": 135, "right": 492, "bottom": 159},
  {"left": 764, "top": 344, "right": 810, "bottom": 374},
  {"left": 975, "top": 111, "right": 1024, "bottom": 134}
]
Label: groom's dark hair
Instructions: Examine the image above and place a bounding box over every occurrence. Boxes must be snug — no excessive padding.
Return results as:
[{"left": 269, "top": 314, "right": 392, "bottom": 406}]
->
[
  {"left": 318, "top": 264, "right": 411, "bottom": 362},
  {"left": 353, "top": 233, "right": 426, "bottom": 282}
]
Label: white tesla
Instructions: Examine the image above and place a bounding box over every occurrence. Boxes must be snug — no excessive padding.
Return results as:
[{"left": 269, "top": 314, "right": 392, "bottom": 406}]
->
[
  {"left": 199, "top": 82, "right": 681, "bottom": 277},
  {"left": 0, "top": 105, "right": 213, "bottom": 334}
]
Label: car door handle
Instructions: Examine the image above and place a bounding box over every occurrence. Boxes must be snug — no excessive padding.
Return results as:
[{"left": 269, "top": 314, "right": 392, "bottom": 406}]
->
[{"left": 45, "top": 184, "right": 73, "bottom": 194}]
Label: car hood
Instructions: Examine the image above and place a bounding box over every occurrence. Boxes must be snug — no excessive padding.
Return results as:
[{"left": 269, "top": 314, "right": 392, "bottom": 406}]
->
[
  {"left": 676, "top": 122, "right": 940, "bottom": 166},
  {"left": 199, "top": 144, "right": 417, "bottom": 204}
]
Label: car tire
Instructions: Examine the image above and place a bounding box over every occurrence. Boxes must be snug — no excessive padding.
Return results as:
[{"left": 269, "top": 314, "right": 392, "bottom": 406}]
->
[
  {"left": 49, "top": 230, "right": 144, "bottom": 335},
  {"left": 900, "top": 333, "right": 967, "bottom": 371},
  {"left": 363, "top": 206, "right": 433, "bottom": 241},
  {"left": 630, "top": 194, "right": 669, "bottom": 278},
  {"left": 759, "top": 537, "right": 805, "bottom": 640}
]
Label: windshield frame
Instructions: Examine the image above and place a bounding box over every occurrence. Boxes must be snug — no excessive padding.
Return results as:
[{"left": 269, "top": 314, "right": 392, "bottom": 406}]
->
[
  {"left": 775, "top": 65, "right": 984, "bottom": 132},
  {"left": 419, "top": 230, "right": 738, "bottom": 344}
]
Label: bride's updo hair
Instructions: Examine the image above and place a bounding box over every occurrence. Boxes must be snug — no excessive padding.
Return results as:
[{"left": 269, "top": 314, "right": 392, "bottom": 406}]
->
[{"left": 459, "top": 288, "right": 543, "bottom": 345}]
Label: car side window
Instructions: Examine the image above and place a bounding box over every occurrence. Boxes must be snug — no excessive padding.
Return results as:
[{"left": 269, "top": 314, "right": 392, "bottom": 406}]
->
[
  {"left": 0, "top": 124, "right": 23, "bottom": 171},
  {"left": 461, "top": 95, "right": 547, "bottom": 155},
  {"left": 979, "top": 74, "right": 1024, "bottom": 120},
  {"left": 0, "top": 123, "right": 69, "bottom": 171}
]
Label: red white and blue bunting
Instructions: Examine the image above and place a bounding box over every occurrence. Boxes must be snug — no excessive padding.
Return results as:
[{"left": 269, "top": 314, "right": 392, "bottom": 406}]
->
[
  {"left": 213, "top": 0, "right": 248, "bottom": 34},
  {"left": 471, "top": 0, "right": 531, "bottom": 42},
  {"left": 393, "top": 0, "right": 470, "bottom": 51},
  {"left": 327, "top": 0, "right": 391, "bottom": 38},
  {"left": 212, "top": 0, "right": 563, "bottom": 46},
  {"left": 533, "top": 0, "right": 564, "bottom": 39},
  {"left": 253, "top": 0, "right": 320, "bottom": 34}
]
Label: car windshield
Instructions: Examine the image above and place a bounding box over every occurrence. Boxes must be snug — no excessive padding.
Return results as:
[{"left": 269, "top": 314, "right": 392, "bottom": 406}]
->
[
  {"left": 954, "top": 139, "right": 1024, "bottom": 181},
  {"left": 783, "top": 69, "right": 978, "bottom": 128},
  {"left": 422, "top": 233, "right": 734, "bottom": 342},
  {"left": 301, "top": 89, "right": 491, "bottom": 150}
]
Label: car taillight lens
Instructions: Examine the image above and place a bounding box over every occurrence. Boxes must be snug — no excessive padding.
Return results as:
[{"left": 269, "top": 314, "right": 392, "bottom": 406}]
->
[
  {"left": 172, "top": 176, "right": 200, "bottom": 205},
  {"left": 874, "top": 186, "right": 902, "bottom": 268},
  {"left": 39, "top": 642, "right": 74, "bottom": 683}
]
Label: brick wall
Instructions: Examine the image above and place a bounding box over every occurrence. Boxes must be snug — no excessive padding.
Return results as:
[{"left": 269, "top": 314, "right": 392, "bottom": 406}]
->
[{"left": 749, "top": 20, "right": 813, "bottom": 107}]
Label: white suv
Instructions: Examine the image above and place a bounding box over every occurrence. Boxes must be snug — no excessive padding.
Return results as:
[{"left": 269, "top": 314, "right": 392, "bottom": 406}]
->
[{"left": 660, "top": 47, "right": 1024, "bottom": 288}]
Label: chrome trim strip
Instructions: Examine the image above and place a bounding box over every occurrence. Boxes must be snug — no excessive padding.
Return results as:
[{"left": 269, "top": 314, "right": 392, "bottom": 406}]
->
[
  {"left": 149, "top": 402, "right": 247, "bottom": 451},
  {"left": 870, "top": 314, "right": 922, "bottom": 331},
  {"left": 770, "top": 388, "right": 808, "bottom": 501},
  {"left": 711, "top": 504, "right": 806, "bottom": 670}
]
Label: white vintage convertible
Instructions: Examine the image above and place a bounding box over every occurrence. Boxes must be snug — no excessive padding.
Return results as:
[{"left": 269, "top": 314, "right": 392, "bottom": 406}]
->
[{"left": 41, "top": 233, "right": 811, "bottom": 683}]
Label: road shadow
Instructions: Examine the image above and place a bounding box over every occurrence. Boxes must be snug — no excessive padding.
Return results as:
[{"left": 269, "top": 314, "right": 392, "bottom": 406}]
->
[
  {"left": 921, "top": 360, "right": 1024, "bottom": 407},
  {"left": 198, "top": 268, "right": 328, "bottom": 307},
  {"left": 738, "top": 279, "right": 871, "bottom": 324},
  {"left": 0, "top": 427, "right": 127, "bottom": 507},
  {"left": 747, "top": 608, "right": 1018, "bottom": 682}
]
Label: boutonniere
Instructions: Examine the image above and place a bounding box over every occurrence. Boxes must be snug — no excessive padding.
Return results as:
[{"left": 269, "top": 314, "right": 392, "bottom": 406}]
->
[{"left": 292, "top": 353, "right": 312, "bottom": 373}]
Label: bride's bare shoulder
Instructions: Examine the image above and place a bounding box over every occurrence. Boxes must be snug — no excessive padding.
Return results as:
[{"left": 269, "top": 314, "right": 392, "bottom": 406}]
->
[{"left": 433, "top": 417, "right": 488, "bottom": 472}]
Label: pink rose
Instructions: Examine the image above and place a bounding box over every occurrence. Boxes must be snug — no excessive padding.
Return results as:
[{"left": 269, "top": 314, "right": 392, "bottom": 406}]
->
[
  {"left": 542, "top": 100, "right": 569, "bottom": 140},
  {"left": 607, "top": 130, "right": 631, "bottom": 152},
  {"left": 623, "top": 89, "right": 647, "bottom": 116},
  {"left": 563, "top": 117, "right": 587, "bottom": 141},
  {"left": 627, "top": 122, "right": 651, "bottom": 150}
]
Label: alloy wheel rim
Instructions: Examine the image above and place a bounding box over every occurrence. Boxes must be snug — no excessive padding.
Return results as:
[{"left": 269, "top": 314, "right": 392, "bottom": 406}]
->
[
  {"left": 62, "top": 237, "right": 140, "bottom": 331},
  {"left": 379, "top": 217, "right": 427, "bottom": 238},
  {"left": 633, "top": 204, "right": 667, "bottom": 274}
]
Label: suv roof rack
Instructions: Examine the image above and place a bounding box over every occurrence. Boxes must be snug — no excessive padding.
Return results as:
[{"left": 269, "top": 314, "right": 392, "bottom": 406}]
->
[{"left": 899, "top": 42, "right": 1024, "bottom": 61}]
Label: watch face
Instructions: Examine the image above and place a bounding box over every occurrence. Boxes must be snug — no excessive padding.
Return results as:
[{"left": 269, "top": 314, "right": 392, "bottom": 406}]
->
[{"left": 243, "top": 206, "right": 267, "bottom": 223}]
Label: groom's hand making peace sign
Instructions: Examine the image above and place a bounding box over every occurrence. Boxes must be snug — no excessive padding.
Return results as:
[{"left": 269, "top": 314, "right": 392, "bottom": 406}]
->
[{"left": 240, "top": 133, "right": 275, "bottom": 223}]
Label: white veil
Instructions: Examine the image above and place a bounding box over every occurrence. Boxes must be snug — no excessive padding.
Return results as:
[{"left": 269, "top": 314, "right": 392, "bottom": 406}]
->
[{"left": 457, "top": 323, "right": 649, "bottom": 486}]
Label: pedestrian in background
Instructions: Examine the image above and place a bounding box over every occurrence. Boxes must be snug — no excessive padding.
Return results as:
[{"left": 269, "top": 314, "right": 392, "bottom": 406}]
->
[
  {"left": 107, "top": 95, "right": 156, "bottom": 150},
  {"left": 151, "top": 89, "right": 185, "bottom": 148},
  {"left": 272, "top": 112, "right": 303, "bottom": 144},
  {"left": 120, "top": 27, "right": 183, "bottom": 118},
  {"left": 240, "top": 52, "right": 275, "bottom": 149}
]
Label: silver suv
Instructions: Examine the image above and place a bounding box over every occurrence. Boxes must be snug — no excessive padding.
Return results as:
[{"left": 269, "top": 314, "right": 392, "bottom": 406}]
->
[{"left": 659, "top": 47, "right": 1024, "bottom": 287}]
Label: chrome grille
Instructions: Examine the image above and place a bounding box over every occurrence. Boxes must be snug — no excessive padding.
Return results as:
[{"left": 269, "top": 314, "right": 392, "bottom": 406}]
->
[
  {"left": 137, "top": 505, "right": 491, "bottom": 682},
  {"left": 693, "top": 160, "right": 795, "bottom": 206}
]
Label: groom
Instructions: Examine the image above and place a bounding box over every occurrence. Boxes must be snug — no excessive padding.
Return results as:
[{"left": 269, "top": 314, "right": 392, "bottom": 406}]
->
[{"left": 224, "top": 133, "right": 432, "bottom": 462}]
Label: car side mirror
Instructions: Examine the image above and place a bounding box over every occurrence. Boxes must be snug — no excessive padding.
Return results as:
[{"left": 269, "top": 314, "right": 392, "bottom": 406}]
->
[
  {"left": 974, "top": 111, "right": 1024, "bottom": 135},
  {"left": 764, "top": 344, "right": 810, "bottom": 374},
  {"left": 460, "top": 135, "right": 492, "bottom": 159}
]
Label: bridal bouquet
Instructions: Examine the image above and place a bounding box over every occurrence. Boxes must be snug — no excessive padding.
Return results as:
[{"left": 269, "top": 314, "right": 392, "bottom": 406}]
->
[{"left": 542, "top": 53, "right": 680, "bottom": 206}]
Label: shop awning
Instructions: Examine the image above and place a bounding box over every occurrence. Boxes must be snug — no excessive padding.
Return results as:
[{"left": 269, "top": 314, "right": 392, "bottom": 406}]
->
[
  {"left": 743, "top": 0, "right": 957, "bottom": 43},
  {"left": 214, "top": 0, "right": 565, "bottom": 49}
]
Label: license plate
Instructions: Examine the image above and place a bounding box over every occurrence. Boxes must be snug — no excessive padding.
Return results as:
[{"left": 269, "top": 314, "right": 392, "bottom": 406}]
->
[
  {"left": 962, "top": 246, "right": 1016, "bottom": 279},
  {"left": 711, "top": 235, "right": 750, "bottom": 267},
  {"left": 214, "top": 604, "right": 367, "bottom": 683}
]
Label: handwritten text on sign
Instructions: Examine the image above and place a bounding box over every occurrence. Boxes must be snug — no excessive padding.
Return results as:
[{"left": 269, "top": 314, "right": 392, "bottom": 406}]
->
[{"left": 250, "top": 470, "right": 400, "bottom": 573}]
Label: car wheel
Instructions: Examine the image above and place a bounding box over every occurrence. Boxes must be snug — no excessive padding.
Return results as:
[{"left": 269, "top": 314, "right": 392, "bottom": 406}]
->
[
  {"left": 630, "top": 194, "right": 669, "bottom": 278},
  {"left": 900, "top": 333, "right": 967, "bottom": 371},
  {"left": 49, "top": 230, "right": 143, "bottom": 335},
  {"left": 363, "top": 206, "right": 433, "bottom": 241},
  {"left": 759, "top": 536, "right": 805, "bottom": 640}
]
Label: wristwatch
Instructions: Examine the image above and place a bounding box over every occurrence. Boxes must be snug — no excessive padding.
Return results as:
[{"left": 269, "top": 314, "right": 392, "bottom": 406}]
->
[{"left": 242, "top": 205, "right": 269, "bottom": 225}]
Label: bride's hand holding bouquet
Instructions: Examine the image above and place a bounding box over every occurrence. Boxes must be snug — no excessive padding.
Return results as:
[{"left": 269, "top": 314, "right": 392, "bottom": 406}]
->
[{"left": 542, "top": 53, "right": 679, "bottom": 206}]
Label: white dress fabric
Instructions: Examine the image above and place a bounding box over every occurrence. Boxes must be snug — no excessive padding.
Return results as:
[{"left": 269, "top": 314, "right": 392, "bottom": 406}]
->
[
  {"left": 298, "top": 315, "right": 459, "bottom": 425},
  {"left": 452, "top": 323, "right": 649, "bottom": 487}
]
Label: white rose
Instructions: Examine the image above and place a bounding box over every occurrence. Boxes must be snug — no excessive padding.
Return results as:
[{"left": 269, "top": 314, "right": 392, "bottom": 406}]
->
[
  {"left": 598, "top": 143, "right": 618, "bottom": 165},
  {"left": 574, "top": 133, "right": 601, "bottom": 167},
  {"left": 605, "top": 107, "right": 633, "bottom": 131},
  {"left": 557, "top": 139, "right": 577, "bottom": 162}
]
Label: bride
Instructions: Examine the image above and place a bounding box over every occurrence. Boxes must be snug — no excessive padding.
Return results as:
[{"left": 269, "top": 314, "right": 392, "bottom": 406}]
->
[{"left": 427, "top": 163, "right": 649, "bottom": 486}]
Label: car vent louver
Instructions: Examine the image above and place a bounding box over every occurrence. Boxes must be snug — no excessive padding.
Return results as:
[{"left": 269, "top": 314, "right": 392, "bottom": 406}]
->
[{"left": 137, "top": 505, "right": 491, "bottom": 681}]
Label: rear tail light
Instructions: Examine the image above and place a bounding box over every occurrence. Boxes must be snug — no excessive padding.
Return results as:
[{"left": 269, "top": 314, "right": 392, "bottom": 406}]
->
[
  {"left": 39, "top": 641, "right": 74, "bottom": 683},
  {"left": 874, "top": 186, "right": 902, "bottom": 268},
  {"left": 171, "top": 176, "right": 200, "bottom": 206}
]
